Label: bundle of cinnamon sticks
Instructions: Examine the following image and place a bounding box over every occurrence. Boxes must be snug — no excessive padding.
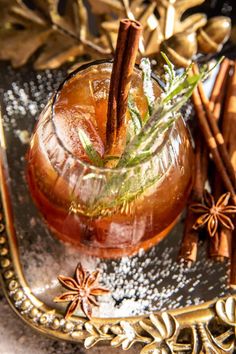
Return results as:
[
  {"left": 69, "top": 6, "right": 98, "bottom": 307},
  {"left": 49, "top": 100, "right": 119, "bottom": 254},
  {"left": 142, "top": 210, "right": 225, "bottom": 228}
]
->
[{"left": 179, "top": 58, "right": 236, "bottom": 288}]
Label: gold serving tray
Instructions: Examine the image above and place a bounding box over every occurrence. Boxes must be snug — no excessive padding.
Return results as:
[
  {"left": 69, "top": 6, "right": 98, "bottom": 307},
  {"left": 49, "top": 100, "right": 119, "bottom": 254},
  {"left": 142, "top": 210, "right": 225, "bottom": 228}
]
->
[{"left": 0, "top": 63, "right": 235, "bottom": 353}]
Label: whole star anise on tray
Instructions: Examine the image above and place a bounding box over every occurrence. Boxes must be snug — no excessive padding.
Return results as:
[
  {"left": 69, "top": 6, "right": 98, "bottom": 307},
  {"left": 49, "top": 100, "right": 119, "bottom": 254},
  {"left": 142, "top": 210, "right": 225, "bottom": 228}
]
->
[
  {"left": 54, "top": 263, "right": 110, "bottom": 319},
  {"left": 190, "top": 190, "right": 236, "bottom": 237}
]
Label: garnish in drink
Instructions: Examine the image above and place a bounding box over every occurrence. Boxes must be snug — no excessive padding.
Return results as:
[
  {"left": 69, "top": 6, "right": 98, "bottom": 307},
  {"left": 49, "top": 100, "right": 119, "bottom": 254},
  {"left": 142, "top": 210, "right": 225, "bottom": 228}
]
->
[{"left": 27, "top": 19, "right": 214, "bottom": 257}]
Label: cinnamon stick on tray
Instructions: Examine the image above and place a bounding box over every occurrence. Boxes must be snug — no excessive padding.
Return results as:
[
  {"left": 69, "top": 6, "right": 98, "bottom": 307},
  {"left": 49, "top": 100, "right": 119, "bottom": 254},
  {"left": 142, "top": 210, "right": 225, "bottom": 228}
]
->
[
  {"left": 209, "top": 58, "right": 231, "bottom": 114},
  {"left": 106, "top": 19, "right": 142, "bottom": 163},
  {"left": 191, "top": 66, "right": 236, "bottom": 205},
  {"left": 206, "top": 58, "right": 231, "bottom": 262},
  {"left": 179, "top": 61, "right": 227, "bottom": 265},
  {"left": 178, "top": 133, "right": 207, "bottom": 266},
  {"left": 180, "top": 59, "right": 235, "bottom": 266},
  {"left": 192, "top": 63, "right": 236, "bottom": 191},
  {"left": 221, "top": 61, "right": 236, "bottom": 287},
  {"left": 208, "top": 59, "right": 232, "bottom": 261}
]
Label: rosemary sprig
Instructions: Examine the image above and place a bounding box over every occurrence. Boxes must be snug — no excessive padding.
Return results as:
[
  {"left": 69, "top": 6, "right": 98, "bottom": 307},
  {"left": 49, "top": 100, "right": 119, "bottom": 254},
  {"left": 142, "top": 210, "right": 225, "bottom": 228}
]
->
[
  {"left": 78, "top": 128, "right": 120, "bottom": 167},
  {"left": 140, "top": 57, "right": 155, "bottom": 115},
  {"left": 117, "top": 76, "right": 202, "bottom": 168},
  {"left": 127, "top": 96, "right": 143, "bottom": 136},
  {"left": 78, "top": 129, "right": 104, "bottom": 167},
  {"left": 75, "top": 55, "right": 221, "bottom": 217},
  {"left": 117, "top": 54, "right": 222, "bottom": 168}
]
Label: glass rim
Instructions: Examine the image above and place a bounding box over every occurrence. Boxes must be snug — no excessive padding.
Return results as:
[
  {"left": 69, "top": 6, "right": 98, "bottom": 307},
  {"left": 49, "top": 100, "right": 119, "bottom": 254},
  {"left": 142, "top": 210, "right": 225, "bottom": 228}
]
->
[{"left": 50, "top": 59, "right": 176, "bottom": 173}]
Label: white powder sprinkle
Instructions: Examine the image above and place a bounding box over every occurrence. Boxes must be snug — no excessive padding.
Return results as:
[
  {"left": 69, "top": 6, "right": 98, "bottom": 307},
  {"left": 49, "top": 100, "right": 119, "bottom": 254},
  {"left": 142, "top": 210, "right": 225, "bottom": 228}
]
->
[{"left": 17, "top": 130, "right": 31, "bottom": 144}]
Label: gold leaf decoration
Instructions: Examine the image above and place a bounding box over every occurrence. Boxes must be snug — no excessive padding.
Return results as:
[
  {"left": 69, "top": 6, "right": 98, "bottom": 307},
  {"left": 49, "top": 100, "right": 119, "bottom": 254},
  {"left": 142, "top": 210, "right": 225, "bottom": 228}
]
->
[
  {"left": 85, "top": 1, "right": 231, "bottom": 68},
  {"left": 156, "top": 0, "right": 206, "bottom": 39},
  {"left": 0, "top": 0, "right": 110, "bottom": 69},
  {"left": 92, "top": 0, "right": 207, "bottom": 57},
  {"left": 97, "top": 0, "right": 163, "bottom": 55},
  {"left": 0, "top": 0, "right": 232, "bottom": 69}
]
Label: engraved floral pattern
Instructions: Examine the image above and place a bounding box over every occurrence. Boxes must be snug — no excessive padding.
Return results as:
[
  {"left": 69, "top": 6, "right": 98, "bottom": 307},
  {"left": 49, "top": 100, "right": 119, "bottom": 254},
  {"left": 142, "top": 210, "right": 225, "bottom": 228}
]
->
[
  {"left": 216, "top": 297, "right": 236, "bottom": 335},
  {"left": 110, "top": 320, "right": 150, "bottom": 350},
  {"left": 83, "top": 322, "right": 113, "bottom": 349},
  {"left": 139, "top": 313, "right": 177, "bottom": 354}
]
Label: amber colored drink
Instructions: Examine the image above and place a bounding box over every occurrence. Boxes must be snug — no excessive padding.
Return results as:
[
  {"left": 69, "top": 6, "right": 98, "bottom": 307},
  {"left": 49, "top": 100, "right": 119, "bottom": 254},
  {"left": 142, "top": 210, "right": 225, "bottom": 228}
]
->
[{"left": 27, "top": 61, "right": 193, "bottom": 258}]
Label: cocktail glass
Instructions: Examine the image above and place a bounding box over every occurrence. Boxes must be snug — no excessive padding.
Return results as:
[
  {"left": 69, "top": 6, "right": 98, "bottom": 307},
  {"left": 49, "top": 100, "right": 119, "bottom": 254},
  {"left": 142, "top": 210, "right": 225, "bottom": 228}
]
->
[{"left": 27, "top": 60, "right": 193, "bottom": 258}]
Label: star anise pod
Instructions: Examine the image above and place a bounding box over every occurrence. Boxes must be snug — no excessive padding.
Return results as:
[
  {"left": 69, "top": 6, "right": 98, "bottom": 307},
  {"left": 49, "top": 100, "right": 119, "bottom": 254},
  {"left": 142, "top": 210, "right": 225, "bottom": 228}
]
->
[
  {"left": 190, "top": 190, "right": 236, "bottom": 237},
  {"left": 54, "top": 263, "right": 110, "bottom": 320}
]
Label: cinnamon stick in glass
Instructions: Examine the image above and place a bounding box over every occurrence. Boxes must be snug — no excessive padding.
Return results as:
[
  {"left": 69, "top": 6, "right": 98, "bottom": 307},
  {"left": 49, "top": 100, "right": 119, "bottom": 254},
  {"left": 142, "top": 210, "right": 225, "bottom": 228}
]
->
[{"left": 106, "top": 19, "right": 142, "bottom": 162}]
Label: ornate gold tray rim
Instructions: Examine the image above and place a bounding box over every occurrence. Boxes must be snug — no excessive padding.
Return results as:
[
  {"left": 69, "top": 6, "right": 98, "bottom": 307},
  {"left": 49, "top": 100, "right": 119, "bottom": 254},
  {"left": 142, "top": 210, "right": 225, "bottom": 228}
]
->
[{"left": 0, "top": 113, "right": 235, "bottom": 353}]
